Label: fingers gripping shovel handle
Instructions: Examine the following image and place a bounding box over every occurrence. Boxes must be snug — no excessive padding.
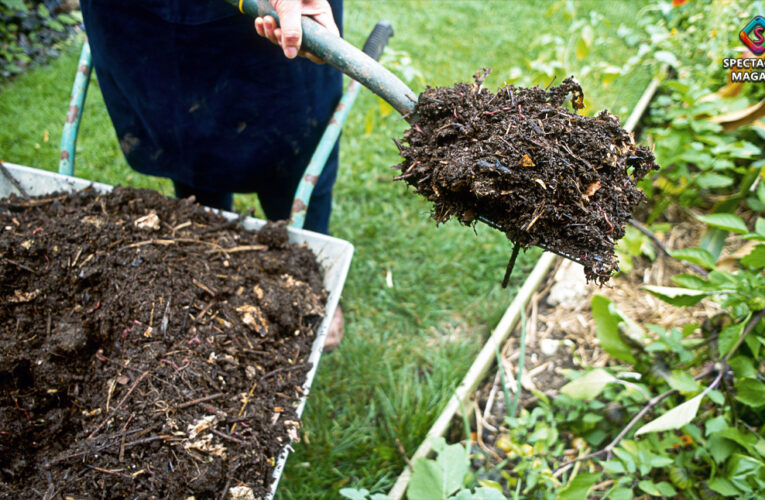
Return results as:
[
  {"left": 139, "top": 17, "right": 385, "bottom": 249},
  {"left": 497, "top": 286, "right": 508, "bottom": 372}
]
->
[{"left": 228, "top": 0, "right": 417, "bottom": 117}]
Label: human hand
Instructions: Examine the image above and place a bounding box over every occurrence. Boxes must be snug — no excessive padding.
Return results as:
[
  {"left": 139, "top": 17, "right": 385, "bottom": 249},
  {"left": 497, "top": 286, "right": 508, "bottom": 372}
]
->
[{"left": 254, "top": 0, "right": 339, "bottom": 64}]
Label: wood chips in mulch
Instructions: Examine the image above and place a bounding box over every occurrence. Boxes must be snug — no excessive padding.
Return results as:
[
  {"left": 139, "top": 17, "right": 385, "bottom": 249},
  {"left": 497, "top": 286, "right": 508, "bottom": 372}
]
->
[
  {"left": 0, "top": 187, "right": 326, "bottom": 498},
  {"left": 394, "top": 71, "right": 659, "bottom": 284}
]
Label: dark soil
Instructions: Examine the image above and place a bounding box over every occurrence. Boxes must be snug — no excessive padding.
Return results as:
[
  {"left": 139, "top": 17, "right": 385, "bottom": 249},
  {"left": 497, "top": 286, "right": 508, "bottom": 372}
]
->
[
  {"left": 394, "top": 71, "right": 658, "bottom": 284},
  {"left": 0, "top": 187, "right": 326, "bottom": 498}
]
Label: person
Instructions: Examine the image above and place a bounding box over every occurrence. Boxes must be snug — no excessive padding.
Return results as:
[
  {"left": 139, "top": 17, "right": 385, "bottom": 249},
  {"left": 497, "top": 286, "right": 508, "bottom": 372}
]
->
[{"left": 79, "top": 0, "right": 345, "bottom": 349}]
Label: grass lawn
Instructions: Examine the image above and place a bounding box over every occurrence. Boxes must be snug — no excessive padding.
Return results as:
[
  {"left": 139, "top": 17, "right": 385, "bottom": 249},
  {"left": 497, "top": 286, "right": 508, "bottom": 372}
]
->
[{"left": 0, "top": 1, "right": 654, "bottom": 497}]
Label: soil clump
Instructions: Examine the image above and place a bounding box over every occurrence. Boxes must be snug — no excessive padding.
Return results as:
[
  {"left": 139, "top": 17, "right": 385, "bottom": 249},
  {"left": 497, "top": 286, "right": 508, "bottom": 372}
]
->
[{"left": 394, "top": 71, "right": 658, "bottom": 284}]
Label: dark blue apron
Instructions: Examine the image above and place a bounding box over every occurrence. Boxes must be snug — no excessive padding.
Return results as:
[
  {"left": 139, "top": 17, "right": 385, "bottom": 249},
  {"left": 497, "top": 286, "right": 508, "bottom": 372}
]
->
[{"left": 80, "top": 0, "right": 343, "bottom": 233}]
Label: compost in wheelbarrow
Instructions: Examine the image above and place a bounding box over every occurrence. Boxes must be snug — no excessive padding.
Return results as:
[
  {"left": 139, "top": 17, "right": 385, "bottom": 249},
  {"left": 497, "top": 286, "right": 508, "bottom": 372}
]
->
[{"left": 0, "top": 183, "right": 338, "bottom": 498}]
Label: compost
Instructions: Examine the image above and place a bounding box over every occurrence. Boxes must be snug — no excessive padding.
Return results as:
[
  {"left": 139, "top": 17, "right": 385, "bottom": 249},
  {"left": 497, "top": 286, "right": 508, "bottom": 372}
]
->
[
  {"left": 394, "top": 71, "right": 658, "bottom": 284},
  {"left": 0, "top": 187, "right": 326, "bottom": 498}
]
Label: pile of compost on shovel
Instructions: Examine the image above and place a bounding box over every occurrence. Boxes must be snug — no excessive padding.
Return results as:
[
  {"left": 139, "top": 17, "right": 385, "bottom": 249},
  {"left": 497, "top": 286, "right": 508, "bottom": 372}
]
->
[
  {"left": 394, "top": 71, "right": 658, "bottom": 284},
  {"left": 0, "top": 187, "right": 326, "bottom": 498}
]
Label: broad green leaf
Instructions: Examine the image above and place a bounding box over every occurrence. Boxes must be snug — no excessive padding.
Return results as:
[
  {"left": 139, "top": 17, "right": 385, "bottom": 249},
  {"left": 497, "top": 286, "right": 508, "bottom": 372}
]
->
[
  {"left": 756, "top": 218, "right": 765, "bottom": 237},
  {"left": 656, "top": 481, "right": 678, "bottom": 497},
  {"left": 728, "top": 356, "right": 756, "bottom": 378},
  {"left": 696, "top": 214, "right": 749, "bottom": 234},
  {"left": 666, "top": 371, "right": 701, "bottom": 393},
  {"left": 735, "top": 378, "right": 765, "bottom": 408},
  {"left": 407, "top": 437, "right": 468, "bottom": 500},
  {"left": 697, "top": 172, "right": 734, "bottom": 189},
  {"left": 700, "top": 227, "right": 728, "bottom": 260},
  {"left": 705, "top": 416, "right": 727, "bottom": 436},
  {"left": 470, "top": 487, "right": 507, "bottom": 500},
  {"left": 638, "top": 480, "right": 662, "bottom": 496},
  {"left": 635, "top": 390, "right": 708, "bottom": 436},
  {"left": 643, "top": 285, "right": 709, "bottom": 307},
  {"left": 672, "top": 273, "right": 708, "bottom": 290},
  {"left": 575, "top": 37, "right": 590, "bottom": 60},
  {"left": 741, "top": 244, "right": 765, "bottom": 269},
  {"left": 557, "top": 472, "right": 601, "bottom": 500},
  {"left": 718, "top": 428, "right": 756, "bottom": 451},
  {"left": 591, "top": 295, "right": 636, "bottom": 364},
  {"left": 707, "top": 478, "right": 740, "bottom": 497},
  {"left": 560, "top": 368, "right": 616, "bottom": 400},
  {"left": 727, "top": 453, "right": 763, "bottom": 481},
  {"left": 339, "top": 488, "right": 369, "bottom": 500},
  {"left": 718, "top": 322, "right": 745, "bottom": 358},
  {"left": 669, "top": 466, "right": 693, "bottom": 490},
  {"left": 3, "top": 0, "right": 26, "bottom": 11},
  {"left": 608, "top": 488, "right": 633, "bottom": 500},
  {"left": 708, "top": 435, "right": 738, "bottom": 464},
  {"left": 669, "top": 248, "right": 716, "bottom": 270},
  {"left": 654, "top": 50, "right": 678, "bottom": 67}
]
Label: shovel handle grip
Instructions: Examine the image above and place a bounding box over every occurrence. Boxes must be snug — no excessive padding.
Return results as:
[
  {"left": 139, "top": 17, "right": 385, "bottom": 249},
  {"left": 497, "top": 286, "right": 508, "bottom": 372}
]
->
[{"left": 226, "top": 0, "right": 417, "bottom": 117}]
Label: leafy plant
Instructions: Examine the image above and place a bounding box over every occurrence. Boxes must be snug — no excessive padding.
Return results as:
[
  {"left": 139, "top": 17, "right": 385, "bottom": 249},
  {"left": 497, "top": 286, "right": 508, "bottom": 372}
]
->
[{"left": 0, "top": 0, "right": 80, "bottom": 80}]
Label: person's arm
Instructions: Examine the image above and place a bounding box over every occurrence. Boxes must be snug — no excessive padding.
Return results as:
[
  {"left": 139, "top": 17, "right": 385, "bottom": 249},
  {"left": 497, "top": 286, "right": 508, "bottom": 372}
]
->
[{"left": 254, "top": 0, "right": 339, "bottom": 63}]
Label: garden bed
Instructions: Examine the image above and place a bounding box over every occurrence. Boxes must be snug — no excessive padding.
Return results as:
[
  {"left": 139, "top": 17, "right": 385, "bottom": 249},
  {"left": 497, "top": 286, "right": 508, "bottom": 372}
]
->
[{"left": 0, "top": 165, "right": 353, "bottom": 498}]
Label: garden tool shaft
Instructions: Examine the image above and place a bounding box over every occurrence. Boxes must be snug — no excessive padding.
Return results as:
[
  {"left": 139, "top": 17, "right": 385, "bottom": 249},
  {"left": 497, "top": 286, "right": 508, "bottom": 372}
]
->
[{"left": 226, "top": 0, "right": 417, "bottom": 117}]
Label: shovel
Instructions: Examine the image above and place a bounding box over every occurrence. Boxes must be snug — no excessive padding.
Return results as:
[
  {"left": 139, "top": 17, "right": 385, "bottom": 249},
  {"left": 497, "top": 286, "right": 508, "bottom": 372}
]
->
[{"left": 229, "top": 0, "right": 588, "bottom": 281}]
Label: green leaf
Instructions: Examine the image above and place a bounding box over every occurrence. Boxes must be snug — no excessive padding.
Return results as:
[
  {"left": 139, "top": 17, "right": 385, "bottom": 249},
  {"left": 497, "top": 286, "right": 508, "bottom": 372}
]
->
[
  {"left": 608, "top": 488, "right": 633, "bottom": 500},
  {"left": 741, "top": 244, "right": 765, "bottom": 269},
  {"left": 705, "top": 416, "right": 727, "bottom": 436},
  {"left": 735, "top": 378, "right": 765, "bottom": 408},
  {"left": 638, "top": 480, "right": 662, "bottom": 496},
  {"left": 557, "top": 472, "right": 601, "bottom": 500},
  {"left": 575, "top": 37, "right": 590, "bottom": 60},
  {"left": 654, "top": 50, "right": 678, "bottom": 67},
  {"left": 643, "top": 285, "right": 709, "bottom": 307},
  {"left": 635, "top": 391, "right": 707, "bottom": 436},
  {"left": 340, "top": 488, "right": 369, "bottom": 500},
  {"left": 407, "top": 438, "right": 468, "bottom": 500},
  {"left": 670, "top": 248, "right": 716, "bottom": 270},
  {"left": 672, "top": 273, "right": 708, "bottom": 289},
  {"left": 708, "top": 435, "right": 738, "bottom": 464},
  {"left": 756, "top": 218, "right": 765, "bottom": 237},
  {"left": 669, "top": 466, "right": 693, "bottom": 490},
  {"left": 707, "top": 478, "right": 740, "bottom": 497},
  {"left": 718, "top": 322, "right": 745, "bottom": 358},
  {"left": 696, "top": 214, "right": 749, "bottom": 234},
  {"left": 560, "top": 368, "right": 616, "bottom": 400},
  {"left": 656, "top": 481, "right": 678, "bottom": 497},
  {"left": 698, "top": 172, "right": 734, "bottom": 189},
  {"left": 727, "top": 453, "right": 763, "bottom": 481},
  {"left": 700, "top": 227, "right": 728, "bottom": 260},
  {"left": 666, "top": 371, "right": 701, "bottom": 393},
  {"left": 591, "top": 295, "right": 636, "bottom": 364},
  {"left": 470, "top": 488, "right": 507, "bottom": 500}
]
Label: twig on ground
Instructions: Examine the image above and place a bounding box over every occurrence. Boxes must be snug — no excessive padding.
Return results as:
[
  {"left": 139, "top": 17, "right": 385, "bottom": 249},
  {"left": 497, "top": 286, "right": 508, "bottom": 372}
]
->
[{"left": 629, "top": 218, "right": 708, "bottom": 276}]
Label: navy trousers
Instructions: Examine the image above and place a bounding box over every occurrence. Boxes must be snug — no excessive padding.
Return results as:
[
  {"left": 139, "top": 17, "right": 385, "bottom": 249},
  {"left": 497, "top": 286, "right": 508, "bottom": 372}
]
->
[{"left": 80, "top": 0, "right": 343, "bottom": 234}]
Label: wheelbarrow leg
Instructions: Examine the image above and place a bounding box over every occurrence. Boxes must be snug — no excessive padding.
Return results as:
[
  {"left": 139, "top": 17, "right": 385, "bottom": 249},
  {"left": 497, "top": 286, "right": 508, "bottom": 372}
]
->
[{"left": 59, "top": 39, "right": 93, "bottom": 176}]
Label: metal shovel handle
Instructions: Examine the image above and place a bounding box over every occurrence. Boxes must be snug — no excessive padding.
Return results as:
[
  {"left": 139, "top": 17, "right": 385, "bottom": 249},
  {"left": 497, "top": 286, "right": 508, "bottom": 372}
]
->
[{"left": 228, "top": 0, "right": 417, "bottom": 117}]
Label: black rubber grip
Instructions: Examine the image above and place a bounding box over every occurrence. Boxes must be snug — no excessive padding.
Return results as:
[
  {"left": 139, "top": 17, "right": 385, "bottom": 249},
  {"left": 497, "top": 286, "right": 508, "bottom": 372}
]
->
[{"left": 361, "top": 21, "right": 394, "bottom": 62}]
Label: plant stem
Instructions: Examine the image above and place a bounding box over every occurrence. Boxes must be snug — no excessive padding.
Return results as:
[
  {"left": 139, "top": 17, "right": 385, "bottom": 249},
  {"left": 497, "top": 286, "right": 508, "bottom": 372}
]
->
[
  {"left": 508, "top": 309, "right": 527, "bottom": 419},
  {"left": 496, "top": 345, "right": 513, "bottom": 422}
]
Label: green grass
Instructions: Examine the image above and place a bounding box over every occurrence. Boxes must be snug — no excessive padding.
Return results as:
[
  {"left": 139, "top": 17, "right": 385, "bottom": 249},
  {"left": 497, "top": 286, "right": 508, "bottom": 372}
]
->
[{"left": 0, "top": 1, "right": 652, "bottom": 497}]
